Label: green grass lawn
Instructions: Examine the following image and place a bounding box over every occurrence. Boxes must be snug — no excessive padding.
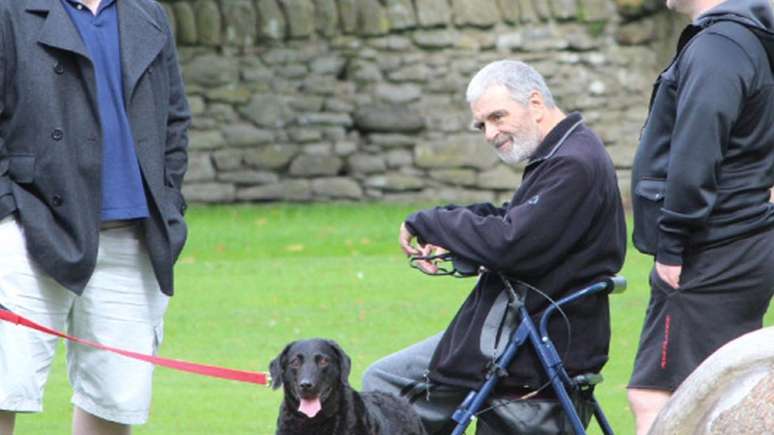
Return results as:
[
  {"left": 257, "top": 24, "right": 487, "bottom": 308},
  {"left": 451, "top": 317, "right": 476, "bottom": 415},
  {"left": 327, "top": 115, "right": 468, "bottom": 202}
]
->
[{"left": 13, "top": 203, "right": 773, "bottom": 434}]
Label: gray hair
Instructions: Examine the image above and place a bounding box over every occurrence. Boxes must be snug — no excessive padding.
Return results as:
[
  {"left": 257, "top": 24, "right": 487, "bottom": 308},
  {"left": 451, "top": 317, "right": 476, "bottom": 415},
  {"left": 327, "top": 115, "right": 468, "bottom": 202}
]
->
[{"left": 465, "top": 60, "right": 555, "bottom": 108}]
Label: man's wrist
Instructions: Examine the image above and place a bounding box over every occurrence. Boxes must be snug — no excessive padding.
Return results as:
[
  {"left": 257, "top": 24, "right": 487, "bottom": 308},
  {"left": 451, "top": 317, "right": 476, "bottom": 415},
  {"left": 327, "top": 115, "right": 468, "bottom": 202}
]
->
[
  {"left": 655, "top": 251, "right": 682, "bottom": 267},
  {"left": 656, "top": 232, "right": 685, "bottom": 266}
]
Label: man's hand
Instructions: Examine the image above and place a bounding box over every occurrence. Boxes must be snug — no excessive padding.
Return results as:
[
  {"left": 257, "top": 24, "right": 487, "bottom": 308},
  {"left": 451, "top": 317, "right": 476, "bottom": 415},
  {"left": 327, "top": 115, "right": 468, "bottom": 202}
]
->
[
  {"left": 655, "top": 261, "right": 682, "bottom": 289},
  {"left": 399, "top": 222, "right": 447, "bottom": 273},
  {"left": 399, "top": 222, "right": 420, "bottom": 256}
]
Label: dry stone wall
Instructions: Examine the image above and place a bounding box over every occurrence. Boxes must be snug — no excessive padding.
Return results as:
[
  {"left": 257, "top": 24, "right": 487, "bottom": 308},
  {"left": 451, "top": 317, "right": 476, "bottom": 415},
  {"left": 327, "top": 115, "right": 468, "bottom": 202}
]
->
[{"left": 158, "top": 0, "right": 685, "bottom": 204}]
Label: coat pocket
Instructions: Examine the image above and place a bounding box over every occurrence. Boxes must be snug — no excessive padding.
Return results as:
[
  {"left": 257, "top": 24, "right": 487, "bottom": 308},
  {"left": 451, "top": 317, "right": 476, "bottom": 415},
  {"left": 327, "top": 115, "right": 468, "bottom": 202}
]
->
[
  {"left": 8, "top": 154, "right": 36, "bottom": 184},
  {"left": 0, "top": 159, "right": 10, "bottom": 197},
  {"left": 163, "top": 186, "right": 188, "bottom": 262},
  {"left": 633, "top": 178, "right": 666, "bottom": 255}
]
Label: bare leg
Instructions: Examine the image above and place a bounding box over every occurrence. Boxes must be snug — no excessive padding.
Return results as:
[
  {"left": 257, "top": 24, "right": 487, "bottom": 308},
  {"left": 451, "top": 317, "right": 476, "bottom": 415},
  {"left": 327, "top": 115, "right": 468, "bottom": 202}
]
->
[
  {"left": 627, "top": 388, "right": 672, "bottom": 435},
  {"left": 0, "top": 411, "right": 16, "bottom": 435},
  {"left": 72, "top": 407, "right": 130, "bottom": 435}
]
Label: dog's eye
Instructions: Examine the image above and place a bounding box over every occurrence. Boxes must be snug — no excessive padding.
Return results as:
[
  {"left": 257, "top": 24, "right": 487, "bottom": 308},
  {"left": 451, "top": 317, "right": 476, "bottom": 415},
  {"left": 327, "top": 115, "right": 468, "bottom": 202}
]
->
[
  {"left": 318, "top": 356, "right": 330, "bottom": 367},
  {"left": 289, "top": 358, "right": 302, "bottom": 369}
]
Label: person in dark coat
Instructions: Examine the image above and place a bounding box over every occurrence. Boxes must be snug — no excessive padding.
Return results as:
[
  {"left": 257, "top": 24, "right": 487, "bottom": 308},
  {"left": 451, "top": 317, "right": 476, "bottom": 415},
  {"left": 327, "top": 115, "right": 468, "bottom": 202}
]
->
[
  {"left": 0, "top": 0, "right": 190, "bottom": 434},
  {"left": 362, "top": 59, "right": 626, "bottom": 434},
  {"left": 627, "top": 1, "right": 774, "bottom": 434}
]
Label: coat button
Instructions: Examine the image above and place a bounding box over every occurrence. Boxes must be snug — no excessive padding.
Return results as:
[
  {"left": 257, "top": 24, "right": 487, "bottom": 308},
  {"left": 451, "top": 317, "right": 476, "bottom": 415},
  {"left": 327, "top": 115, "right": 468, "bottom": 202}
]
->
[
  {"left": 52, "top": 195, "right": 63, "bottom": 207},
  {"left": 54, "top": 63, "right": 64, "bottom": 74},
  {"left": 51, "top": 129, "right": 64, "bottom": 141}
]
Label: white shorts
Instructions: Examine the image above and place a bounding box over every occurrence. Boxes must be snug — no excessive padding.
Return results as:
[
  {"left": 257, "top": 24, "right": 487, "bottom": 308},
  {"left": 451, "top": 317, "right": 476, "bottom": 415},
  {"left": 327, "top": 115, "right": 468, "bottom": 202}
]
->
[{"left": 0, "top": 216, "right": 169, "bottom": 425}]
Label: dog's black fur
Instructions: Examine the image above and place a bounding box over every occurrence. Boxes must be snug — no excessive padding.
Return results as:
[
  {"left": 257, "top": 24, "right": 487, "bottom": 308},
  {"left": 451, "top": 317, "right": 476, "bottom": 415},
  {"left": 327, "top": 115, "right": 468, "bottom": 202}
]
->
[{"left": 270, "top": 338, "right": 427, "bottom": 435}]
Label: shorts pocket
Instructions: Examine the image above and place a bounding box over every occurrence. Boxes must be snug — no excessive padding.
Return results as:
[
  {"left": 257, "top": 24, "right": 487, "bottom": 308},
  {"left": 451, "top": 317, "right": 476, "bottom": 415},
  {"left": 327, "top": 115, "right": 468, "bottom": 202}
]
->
[
  {"left": 152, "top": 321, "right": 165, "bottom": 355},
  {"left": 650, "top": 267, "right": 680, "bottom": 296}
]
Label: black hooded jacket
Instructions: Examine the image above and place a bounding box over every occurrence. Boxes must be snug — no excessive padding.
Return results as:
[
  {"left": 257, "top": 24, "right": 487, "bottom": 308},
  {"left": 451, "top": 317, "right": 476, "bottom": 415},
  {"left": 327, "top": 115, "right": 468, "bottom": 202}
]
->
[
  {"left": 631, "top": 0, "right": 774, "bottom": 264},
  {"left": 406, "top": 113, "right": 626, "bottom": 390}
]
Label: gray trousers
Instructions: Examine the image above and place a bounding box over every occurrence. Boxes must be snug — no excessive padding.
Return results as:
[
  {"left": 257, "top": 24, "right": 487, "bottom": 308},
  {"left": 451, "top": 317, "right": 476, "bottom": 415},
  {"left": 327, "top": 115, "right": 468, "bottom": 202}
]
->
[{"left": 362, "top": 333, "right": 595, "bottom": 435}]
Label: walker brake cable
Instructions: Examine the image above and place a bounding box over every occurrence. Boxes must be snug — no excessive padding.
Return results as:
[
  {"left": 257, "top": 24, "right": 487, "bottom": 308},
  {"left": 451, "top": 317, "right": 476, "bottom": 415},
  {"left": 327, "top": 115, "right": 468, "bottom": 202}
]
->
[{"left": 409, "top": 253, "right": 480, "bottom": 278}]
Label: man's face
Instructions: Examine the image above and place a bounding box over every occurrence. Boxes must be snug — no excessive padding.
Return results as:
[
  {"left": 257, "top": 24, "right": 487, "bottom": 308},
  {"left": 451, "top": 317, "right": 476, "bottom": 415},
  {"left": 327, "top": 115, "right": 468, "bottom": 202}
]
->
[{"left": 470, "top": 85, "right": 542, "bottom": 165}]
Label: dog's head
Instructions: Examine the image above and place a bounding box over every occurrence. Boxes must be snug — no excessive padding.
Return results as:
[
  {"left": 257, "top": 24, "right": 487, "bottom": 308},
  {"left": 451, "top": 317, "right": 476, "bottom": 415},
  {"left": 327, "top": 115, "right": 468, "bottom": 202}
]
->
[{"left": 269, "top": 338, "right": 352, "bottom": 419}]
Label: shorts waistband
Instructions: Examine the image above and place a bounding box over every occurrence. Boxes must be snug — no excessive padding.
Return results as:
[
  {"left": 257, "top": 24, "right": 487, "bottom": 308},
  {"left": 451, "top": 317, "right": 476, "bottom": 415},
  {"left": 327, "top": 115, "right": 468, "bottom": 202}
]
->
[
  {"left": 0, "top": 214, "right": 14, "bottom": 226},
  {"left": 100, "top": 220, "right": 139, "bottom": 231}
]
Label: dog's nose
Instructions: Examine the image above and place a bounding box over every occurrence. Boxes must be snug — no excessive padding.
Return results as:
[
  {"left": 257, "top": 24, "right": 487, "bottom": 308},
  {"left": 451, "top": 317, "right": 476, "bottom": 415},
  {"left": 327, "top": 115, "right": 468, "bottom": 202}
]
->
[{"left": 299, "top": 380, "right": 313, "bottom": 391}]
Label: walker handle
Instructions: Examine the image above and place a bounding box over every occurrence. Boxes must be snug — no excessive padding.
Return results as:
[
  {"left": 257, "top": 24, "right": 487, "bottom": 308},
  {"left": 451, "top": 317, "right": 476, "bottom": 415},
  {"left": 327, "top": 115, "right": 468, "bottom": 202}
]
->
[{"left": 606, "top": 276, "right": 627, "bottom": 294}]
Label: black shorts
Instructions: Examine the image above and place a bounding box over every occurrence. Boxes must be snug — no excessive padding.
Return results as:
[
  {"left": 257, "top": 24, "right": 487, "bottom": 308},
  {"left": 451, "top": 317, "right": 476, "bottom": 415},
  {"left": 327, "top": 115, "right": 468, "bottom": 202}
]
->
[{"left": 629, "top": 230, "right": 774, "bottom": 391}]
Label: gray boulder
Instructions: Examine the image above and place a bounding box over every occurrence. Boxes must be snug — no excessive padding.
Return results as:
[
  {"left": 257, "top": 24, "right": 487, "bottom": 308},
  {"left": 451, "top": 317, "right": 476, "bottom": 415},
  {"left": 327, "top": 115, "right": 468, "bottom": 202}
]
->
[
  {"left": 194, "top": 0, "right": 221, "bottom": 46},
  {"left": 257, "top": 0, "right": 287, "bottom": 40},
  {"left": 237, "top": 180, "right": 312, "bottom": 201},
  {"left": 239, "top": 94, "right": 293, "bottom": 128},
  {"left": 451, "top": 0, "right": 501, "bottom": 27},
  {"left": 415, "top": 0, "right": 451, "bottom": 27},
  {"left": 649, "top": 327, "right": 774, "bottom": 435},
  {"left": 173, "top": 2, "right": 197, "bottom": 45},
  {"left": 223, "top": 0, "right": 257, "bottom": 46},
  {"left": 289, "top": 154, "right": 343, "bottom": 176},
  {"left": 311, "top": 177, "right": 364, "bottom": 199},
  {"left": 353, "top": 105, "right": 425, "bottom": 133},
  {"left": 280, "top": 0, "right": 315, "bottom": 38},
  {"left": 415, "top": 134, "right": 499, "bottom": 170},
  {"left": 183, "top": 55, "right": 239, "bottom": 88}
]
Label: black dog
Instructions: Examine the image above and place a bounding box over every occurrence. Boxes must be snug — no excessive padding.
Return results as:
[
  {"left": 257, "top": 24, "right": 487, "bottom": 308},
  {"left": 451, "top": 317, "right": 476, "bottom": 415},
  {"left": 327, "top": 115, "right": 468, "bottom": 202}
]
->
[{"left": 270, "top": 338, "right": 427, "bottom": 435}]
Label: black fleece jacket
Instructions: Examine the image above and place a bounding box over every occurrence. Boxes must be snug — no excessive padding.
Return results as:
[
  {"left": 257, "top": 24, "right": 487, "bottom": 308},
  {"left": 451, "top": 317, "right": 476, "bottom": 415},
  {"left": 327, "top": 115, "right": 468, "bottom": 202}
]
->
[
  {"left": 631, "top": 0, "right": 774, "bottom": 264},
  {"left": 406, "top": 113, "right": 626, "bottom": 390}
]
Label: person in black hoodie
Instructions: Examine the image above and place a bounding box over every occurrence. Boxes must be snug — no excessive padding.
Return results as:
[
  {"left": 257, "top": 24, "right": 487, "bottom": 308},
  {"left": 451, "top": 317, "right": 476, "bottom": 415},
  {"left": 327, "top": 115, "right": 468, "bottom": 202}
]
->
[
  {"left": 628, "top": 0, "right": 774, "bottom": 434},
  {"left": 362, "top": 59, "right": 626, "bottom": 434}
]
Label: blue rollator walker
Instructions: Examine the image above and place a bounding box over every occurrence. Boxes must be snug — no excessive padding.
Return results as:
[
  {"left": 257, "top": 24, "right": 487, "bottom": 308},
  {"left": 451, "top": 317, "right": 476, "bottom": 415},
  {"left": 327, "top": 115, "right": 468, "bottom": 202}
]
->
[{"left": 409, "top": 253, "right": 626, "bottom": 435}]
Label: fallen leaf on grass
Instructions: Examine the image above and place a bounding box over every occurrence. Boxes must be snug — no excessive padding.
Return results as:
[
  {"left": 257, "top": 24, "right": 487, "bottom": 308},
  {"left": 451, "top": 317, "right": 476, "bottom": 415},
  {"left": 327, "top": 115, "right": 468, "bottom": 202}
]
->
[{"left": 285, "top": 244, "right": 305, "bottom": 252}]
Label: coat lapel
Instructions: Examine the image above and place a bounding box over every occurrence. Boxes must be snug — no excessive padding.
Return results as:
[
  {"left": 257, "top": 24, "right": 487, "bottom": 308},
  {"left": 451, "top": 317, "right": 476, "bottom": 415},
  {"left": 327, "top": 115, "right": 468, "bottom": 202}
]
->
[
  {"left": 26, "top": 0, "right": 89, "bottom": 59},
  {"left": 117, "top": 0, "right": 167, "bottom": 103}
]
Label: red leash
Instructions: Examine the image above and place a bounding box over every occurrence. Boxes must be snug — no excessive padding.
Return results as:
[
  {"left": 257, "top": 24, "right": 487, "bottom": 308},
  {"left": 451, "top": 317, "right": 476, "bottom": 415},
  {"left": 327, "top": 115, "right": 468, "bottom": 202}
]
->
[{"left": 0, "top": 304, "right": 270, "bottom": 386}]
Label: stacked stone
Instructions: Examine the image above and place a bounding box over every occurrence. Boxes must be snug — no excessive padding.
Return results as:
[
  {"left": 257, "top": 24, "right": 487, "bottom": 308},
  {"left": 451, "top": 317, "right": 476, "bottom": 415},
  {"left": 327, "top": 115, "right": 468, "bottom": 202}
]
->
[{"left": 157, "top": 0, "right": 679, "bottom": 203}]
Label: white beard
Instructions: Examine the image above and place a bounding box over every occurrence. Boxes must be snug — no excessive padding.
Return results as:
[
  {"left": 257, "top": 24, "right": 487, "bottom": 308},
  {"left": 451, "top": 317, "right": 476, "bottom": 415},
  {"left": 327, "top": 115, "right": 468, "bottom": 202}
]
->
[{"left": 494, "top": 131, "right": 541, "bottom": 165}]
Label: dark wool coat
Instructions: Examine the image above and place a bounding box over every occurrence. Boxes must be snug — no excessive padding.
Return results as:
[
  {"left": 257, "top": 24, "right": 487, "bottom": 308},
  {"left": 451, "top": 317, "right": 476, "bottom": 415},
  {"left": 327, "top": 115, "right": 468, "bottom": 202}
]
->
[
  {"left": 0, "top": 0, "right": 191, "bottom": 295},
  {"left": 406, "top": 113, "right": 626, "bottom": 390}
]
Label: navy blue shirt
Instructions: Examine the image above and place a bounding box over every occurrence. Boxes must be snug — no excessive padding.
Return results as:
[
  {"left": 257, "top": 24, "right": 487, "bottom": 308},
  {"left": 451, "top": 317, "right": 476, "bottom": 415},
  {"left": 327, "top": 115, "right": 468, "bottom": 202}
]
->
[{"left": 62, "top": 0, "right": 149, "bottom": 221}]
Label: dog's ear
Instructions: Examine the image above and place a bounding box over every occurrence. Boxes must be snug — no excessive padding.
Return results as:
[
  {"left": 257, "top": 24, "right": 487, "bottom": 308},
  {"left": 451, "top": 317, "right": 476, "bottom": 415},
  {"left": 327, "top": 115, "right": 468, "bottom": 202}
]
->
[
  {"left": 269, "top": 342, "right": 294, "bottom": 390},
  {"left": 326, "top": 340, "right": 352, "bottom": 386}
]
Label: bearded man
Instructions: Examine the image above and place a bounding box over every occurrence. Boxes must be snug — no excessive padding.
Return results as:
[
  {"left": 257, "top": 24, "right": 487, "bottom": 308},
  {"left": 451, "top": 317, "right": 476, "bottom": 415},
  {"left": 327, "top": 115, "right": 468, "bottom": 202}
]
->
[{"left": 362, "top": 60, "right": 626, "bottom": 434}]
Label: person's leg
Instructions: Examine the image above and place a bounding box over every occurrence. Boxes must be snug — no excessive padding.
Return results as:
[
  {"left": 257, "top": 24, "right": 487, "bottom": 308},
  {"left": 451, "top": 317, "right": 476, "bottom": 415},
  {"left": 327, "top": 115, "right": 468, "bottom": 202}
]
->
[
  {"left": 67, "top": 225, "right": 169, "bottom": 430},
  {"left": 363, "top": 332, "right": 468, "bottom": 434},
  {"left": 628, "top": 231, "right": 774, "bottom": 435},
  {"left": 0, "top": 411, "right": 15, "bottom": 435},
  {"left": 627, "top": 388, "right": 671, "bottom": 435},
  {"left": 72, "top": 406, "right": 130, "bottom": 435},
  {"left": 0, "top": 217, "right": 74, "bottom": 430},
  {"left": 627, "top": 263, "right": 683, "bottom": 435}
]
